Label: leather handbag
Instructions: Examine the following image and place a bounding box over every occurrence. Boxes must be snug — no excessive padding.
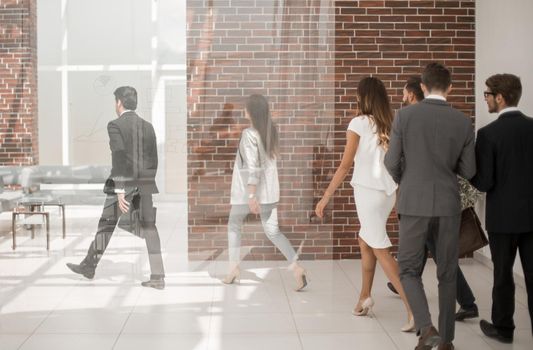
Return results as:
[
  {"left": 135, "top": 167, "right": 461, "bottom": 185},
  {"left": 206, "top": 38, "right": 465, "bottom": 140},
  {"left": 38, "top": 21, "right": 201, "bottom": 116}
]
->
[{"left": 459, "top": 207, "right": 488, "bottom": 256}]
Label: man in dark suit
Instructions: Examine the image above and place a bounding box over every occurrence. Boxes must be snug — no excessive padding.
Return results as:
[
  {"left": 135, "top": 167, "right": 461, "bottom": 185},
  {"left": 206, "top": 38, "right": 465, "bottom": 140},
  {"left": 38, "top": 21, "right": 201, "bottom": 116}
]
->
[
  {"left": 67, "top": 86, "right": 165, "bottom": 289},
  {"left": 471, "top": 74, "right": 533, "bottom": 343},
  {"left": 387, "top": 76, "right": 479, "bottom": 323},
  {"left": 385, "top": 63, "right": 476, "bottom": 350}
]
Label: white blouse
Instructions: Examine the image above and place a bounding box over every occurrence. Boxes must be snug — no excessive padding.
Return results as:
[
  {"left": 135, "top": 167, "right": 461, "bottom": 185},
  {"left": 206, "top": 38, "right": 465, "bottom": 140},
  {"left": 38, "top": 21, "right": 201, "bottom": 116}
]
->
[
  {"left": 230, "top": 128, "right": 280, "bottom": 205},
  {"left": 348, "top": 115, "right": 397, "bottom": 195}
]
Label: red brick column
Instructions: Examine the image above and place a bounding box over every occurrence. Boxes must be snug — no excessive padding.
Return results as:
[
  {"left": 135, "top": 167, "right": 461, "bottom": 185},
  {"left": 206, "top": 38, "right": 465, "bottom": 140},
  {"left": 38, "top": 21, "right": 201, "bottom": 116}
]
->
[
  {"left": 187, "top": 0, "right": 475, "bottom": 260},
  {"left": 335, "top": 0, "right": 475, "bottom": 255},
  {"left": 0, "top": 0, "right": 38, "bottom": 165}
]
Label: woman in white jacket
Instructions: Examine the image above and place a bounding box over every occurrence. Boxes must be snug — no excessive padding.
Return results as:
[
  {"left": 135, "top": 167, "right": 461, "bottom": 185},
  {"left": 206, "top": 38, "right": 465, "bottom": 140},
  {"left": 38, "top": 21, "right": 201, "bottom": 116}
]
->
[{"left": 222, "top": 94, "right": 307, "bottom": 291}]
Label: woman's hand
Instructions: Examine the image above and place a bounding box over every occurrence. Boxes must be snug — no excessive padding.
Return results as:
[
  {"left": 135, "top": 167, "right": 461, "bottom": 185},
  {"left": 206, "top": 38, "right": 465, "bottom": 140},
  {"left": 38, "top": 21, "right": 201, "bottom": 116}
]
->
[
  {"left": 248, "top": 197, "right": 260, "bottom": 214},
  {"left": 315, "top": 195, "right": 331, "bottom": 219},
  {"left": 314, "top": 130, "right": 358, "bottom": 220}
]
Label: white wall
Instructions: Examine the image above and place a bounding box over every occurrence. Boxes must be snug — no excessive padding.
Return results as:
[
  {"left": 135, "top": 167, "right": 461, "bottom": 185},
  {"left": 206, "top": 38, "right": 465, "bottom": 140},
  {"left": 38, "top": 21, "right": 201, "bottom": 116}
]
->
[
  {"left": 37, "top": 0, "right": 187, "bottom": 196},
  {"left": 475, "top": 0, "right": 533, "bottom": 278}
]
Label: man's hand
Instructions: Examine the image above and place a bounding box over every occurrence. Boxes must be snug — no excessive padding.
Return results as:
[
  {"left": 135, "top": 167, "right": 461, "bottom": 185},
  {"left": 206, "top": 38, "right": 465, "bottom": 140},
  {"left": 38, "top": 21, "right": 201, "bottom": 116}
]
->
[{"left": 117, "top": 192, "right": 130, "bottom": 214}]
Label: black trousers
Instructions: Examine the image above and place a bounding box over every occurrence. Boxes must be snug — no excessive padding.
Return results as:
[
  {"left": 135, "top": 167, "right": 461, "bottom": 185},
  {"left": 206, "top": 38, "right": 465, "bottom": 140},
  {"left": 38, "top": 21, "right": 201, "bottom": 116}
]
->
[
  {"left": 82, "top": 193, "right": 165, "bottom": 279},
  {"left": 488, "top": 232, "right": 533, "bottom": 337}
]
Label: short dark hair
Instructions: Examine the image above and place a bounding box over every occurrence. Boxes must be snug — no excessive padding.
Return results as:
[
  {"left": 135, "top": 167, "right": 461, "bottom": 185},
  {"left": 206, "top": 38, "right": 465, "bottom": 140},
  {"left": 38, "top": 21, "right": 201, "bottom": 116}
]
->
[
  {"left": 405, "top": 76, "right": 424, "bottom": 101},
  {"left": 114, "top": 86, "right": 138, "bottom": 110},
  {"left": 421, "top": 62, "right": 451, "bottom": 92},
  {"left": 485, "top": 74, "right": 522, "bottom": 106}
]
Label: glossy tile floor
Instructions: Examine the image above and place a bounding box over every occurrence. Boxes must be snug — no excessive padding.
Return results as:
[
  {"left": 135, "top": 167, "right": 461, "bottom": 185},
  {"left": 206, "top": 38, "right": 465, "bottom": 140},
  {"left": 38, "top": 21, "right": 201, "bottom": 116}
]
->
[{"left": 0, "top": 202, "right": 531, "bottom": 349}]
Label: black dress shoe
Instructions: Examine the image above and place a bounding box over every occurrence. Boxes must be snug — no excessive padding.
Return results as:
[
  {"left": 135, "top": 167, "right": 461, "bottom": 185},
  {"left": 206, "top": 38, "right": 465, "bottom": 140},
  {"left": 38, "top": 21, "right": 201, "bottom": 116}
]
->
[
  {"left": 455, "top": 305, "right": 479, "bottom": 321},
  {"left": 479, "top": 319, "right": 513, "bottom": 344},
  {"left": 66, "top": 263, "right": 95, "bottom": 279},
  {"left": 387, "top": 282, "right": 399, "bottom": 295},
  {"left": 141, "top": 278, "right": 165, "bottom": 290}
]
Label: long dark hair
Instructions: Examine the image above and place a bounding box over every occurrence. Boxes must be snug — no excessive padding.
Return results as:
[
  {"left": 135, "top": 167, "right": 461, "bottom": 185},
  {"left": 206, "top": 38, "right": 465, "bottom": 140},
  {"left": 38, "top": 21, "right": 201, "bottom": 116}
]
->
[
  {"left": 245, "top": 94, "right": 279, "bottom": 158},
  {"left": 357, "top": 77, "right": 394, "bottom": 148}
]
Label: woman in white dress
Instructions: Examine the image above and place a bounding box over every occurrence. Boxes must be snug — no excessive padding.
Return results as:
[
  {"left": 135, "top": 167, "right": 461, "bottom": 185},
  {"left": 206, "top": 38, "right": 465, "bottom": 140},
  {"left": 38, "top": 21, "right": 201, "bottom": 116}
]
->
[
  {"left": 315, "top": 77, "right": 414, "bottom": 331},
  {"left": 222, "top": 94, "right": 307, "bottom": 291}
]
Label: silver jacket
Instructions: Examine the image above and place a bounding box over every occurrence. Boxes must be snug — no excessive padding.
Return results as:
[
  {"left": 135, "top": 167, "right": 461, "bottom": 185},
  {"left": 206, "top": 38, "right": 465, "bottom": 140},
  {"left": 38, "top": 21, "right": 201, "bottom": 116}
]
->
[{"left": 230, "top": 128, "right": 280, "bottom": 205}]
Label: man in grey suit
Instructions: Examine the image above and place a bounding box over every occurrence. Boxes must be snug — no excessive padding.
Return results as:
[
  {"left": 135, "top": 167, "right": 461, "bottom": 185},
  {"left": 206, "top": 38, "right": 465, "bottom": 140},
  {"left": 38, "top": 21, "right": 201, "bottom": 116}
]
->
[
  {"left": 386, "top": 76, "right": 479, "bottom": 324},
  {"left": 384, "top": 63, "right": 476, "bottom": 350}
]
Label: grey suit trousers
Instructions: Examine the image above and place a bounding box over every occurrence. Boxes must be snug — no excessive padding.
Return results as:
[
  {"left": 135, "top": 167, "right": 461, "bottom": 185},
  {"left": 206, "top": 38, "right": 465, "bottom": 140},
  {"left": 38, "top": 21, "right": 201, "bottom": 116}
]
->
[{"left": 398, "top": 214, "right": 461, "bottom": 343}]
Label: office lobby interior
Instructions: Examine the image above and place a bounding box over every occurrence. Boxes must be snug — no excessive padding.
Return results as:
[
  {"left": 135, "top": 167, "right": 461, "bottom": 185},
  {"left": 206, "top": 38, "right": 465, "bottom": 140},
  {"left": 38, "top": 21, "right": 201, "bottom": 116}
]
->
[{"left": 1, "top": 0, "right": 532, "bottom": 349}]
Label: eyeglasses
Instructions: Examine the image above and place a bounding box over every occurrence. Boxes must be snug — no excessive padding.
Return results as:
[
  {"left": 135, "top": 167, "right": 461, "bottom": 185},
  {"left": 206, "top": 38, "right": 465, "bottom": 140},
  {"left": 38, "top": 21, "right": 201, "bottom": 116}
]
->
[{"left": 483, "top": 91, "right": 496, "bottom": 98}]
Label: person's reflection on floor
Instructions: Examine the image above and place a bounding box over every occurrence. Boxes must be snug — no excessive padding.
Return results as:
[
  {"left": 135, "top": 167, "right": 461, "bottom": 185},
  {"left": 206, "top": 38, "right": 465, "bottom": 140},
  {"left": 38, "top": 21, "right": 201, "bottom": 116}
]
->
[{"left": 66, "top": 86, "right": 166, "bottom": 289}]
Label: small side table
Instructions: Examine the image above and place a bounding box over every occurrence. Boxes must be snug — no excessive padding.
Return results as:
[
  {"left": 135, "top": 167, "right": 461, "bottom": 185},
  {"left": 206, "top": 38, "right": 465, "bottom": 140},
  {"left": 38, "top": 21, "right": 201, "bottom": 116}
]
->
[
  {"left": 23, "top": 201, "right": 66, "bottom": 240},
  {"left": 12, "top": 208, "right": 50, "bottom": 250}
]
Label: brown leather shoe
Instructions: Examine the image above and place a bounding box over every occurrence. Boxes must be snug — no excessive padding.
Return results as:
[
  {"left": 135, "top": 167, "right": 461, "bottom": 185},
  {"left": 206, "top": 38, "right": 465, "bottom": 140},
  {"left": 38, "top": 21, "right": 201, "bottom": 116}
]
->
[
  {"left": 437, "top": 343, "right": 454, "bottom": 350},
  {"left": 415, "top": 326, "right": 441, "bottom": 349}
]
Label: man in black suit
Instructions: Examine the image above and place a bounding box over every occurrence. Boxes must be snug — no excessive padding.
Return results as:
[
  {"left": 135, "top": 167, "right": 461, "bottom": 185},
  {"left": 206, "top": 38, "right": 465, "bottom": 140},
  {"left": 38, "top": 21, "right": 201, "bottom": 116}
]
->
[
  {"left": 67, "top": 86, "right": 165, "bottom": 289},
  {"left": 471, "top": 73, "right": 533, "bottom": 343}
]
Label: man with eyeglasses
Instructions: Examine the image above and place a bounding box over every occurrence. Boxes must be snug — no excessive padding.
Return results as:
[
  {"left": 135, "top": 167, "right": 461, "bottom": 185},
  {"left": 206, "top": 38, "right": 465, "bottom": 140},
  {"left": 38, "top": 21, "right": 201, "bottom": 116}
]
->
[{"left": 471, "top": 74, "right": 533, "bottom": 344}]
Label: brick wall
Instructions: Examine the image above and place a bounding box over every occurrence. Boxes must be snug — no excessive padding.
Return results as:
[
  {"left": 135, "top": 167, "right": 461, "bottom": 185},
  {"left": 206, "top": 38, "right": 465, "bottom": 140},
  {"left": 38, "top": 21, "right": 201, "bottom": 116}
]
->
[
  {"left": 334, "top": 0, "right": 475, "bottom": 256},
  {"left": 187, "top": 0, "right": 475, "bottom": 260},
  {"left": 0, "top": 0, "right": 38, "bottom": 166},
  {"left": 187, "top": 0, "right": 337, "bottom": 261}
]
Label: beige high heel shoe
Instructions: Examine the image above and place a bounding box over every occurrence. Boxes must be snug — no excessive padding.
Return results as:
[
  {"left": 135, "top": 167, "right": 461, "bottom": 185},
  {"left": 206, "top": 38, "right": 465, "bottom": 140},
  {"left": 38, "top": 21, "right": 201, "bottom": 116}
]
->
[
  {"left": 289, "top": 262, "right": 308, "bottom": 291},
  {"left": 221, "top": 267, "right": 240, "bottom": 284},
  {"left": 401, "top": 314, "right": 415, "bottom": 332},
  {"left": 352, "top": 297, "right": 374, "bottom": 316}
]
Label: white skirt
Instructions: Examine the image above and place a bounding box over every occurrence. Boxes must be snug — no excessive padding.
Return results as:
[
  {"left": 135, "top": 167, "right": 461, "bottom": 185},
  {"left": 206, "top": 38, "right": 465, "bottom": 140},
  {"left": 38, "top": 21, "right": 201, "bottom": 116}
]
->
[{"left": 354, "top": 185, "right": 395, "bottom": 249}]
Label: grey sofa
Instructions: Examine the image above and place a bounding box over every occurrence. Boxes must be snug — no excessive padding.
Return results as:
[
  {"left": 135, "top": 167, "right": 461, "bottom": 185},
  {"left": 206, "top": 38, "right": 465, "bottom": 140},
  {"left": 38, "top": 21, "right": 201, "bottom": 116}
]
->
[{"left": 0, "top": 165, "right": 111, "bottom": 212}]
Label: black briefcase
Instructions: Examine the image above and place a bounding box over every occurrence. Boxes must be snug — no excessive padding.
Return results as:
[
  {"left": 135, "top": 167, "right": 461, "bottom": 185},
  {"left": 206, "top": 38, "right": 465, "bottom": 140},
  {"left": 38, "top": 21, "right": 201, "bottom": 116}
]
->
[{"left": 117, "top": 192, "right": 140, "bottom": 237}]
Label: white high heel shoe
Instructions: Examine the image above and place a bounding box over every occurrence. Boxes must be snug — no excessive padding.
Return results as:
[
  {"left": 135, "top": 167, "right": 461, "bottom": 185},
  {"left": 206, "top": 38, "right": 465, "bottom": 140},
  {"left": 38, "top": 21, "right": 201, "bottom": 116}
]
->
[
  {"left": 221, "top": 267, "right": 240, "bottom": 284},
  {"left": 401, "top": 314, "right": 415, "bottom": 332},
  {"left": 289, "top": 262, "right": 308, "bottom": 291},
  {"left": 352, "top": 297, "right": 375, "bottom": 316}
]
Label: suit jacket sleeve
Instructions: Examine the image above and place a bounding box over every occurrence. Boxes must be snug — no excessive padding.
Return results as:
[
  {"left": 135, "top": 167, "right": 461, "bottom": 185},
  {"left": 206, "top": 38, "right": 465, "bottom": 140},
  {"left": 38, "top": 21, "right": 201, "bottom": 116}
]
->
[
  {"left": 384, "top": 111, "right": 403, "bottom": 183},
  {"left": 456, "top": 122, "right": 476, "bottom": 180},
  {"left": 108, "top": 120, "right": 128, "bottom": 191},
  {"left": 146, "top": 123, "right": 158, "bottom": 179},
  {"left": 470, "top": 128, "right": 494, "bottom": 192}
]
